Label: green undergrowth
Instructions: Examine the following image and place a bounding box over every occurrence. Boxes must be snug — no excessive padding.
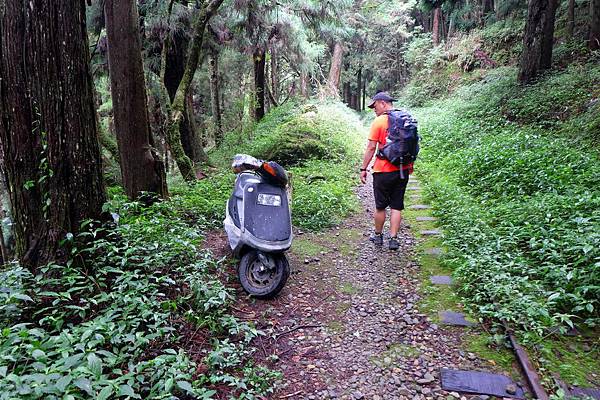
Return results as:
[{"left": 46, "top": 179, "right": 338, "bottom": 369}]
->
[
  {"left": 208, "top": 100, "right": 364, "bottom": 231},
  {"left": 412, "top": 59, "right": 600, "bottom": 345},
  {"left": 0, "top": 194, "right": 280, "bottom": 399}
]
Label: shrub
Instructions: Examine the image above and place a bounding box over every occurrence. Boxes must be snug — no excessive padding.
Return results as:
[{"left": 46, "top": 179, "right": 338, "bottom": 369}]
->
[{"left": 208, "top": 101, "right": 364, "bottom": 232}]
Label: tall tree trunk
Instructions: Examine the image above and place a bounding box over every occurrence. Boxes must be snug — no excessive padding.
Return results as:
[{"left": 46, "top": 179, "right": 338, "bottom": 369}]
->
[
  {"left": 591, "top": 0, "right": 600, "bottom": 50},
  {"left": 300, "top": 72, "right": 309, "bottom": 98},
  {"left": 448, "top": 13, "right": 455, "bottom": 38},
  {"left": 518, "top": 0, "right": 550, "bottom": 84},
  {"left": 182, "top": 99, "right": 205, "bottom": 164},
  {"left": 0, "top": 0, "right": 106, "bottom": 270},
  {"left": 166, "top": 0, "right": 225, "bottom": 181},
  {"left": 105, "top": 0, "right": 167, "bottom": 200},
  {"left": 208, "top": 46, "right": 223, "bottom": 146},
  {"left": 356, "top": 68, "right": 362, "bottom": 112},
  {"left": 483, "top": 0, "right": 494, "bottom": 17},
  {"left": 264, "top": 60, "right": 270, "bottom": 114},
  {"left": 327, "top": 42, "right": 344, "bottom": 97},
  {"left": 567, "top": 0, "right": 575, "bottom": 38},
  {"left": 540, "top": 0, "right": 558, "bottom": 70},
  {"left": 433, "top": 8, "right": 441, "bottom": 45},
  {"left": 253, "top": 48, "right": 266, "bottom": 121},
  {"left": 362, "top": 78, "right": 366, "bottom": 110},
  {"left": 270, "top": 48, "right": 279, "bottom": 103},
  {"left": 343, "top": 82, "right": 351, "bottom": 105}
]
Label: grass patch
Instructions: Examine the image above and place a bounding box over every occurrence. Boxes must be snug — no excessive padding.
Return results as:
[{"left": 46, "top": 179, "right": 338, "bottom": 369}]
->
[
  {"left": 464, "top": 333, "right": 517, "bottom": 374},
  {"left": 535, "top": 337, "right": 600, "bottom": 387},
  {"left": 291, "top": 236, "right": 328, "bottom": 258},
  {"left": 339, "top": 282, "right": 359, "bottom": 295},
  {"left": 334, "top": 227, "right": 363, "bottom": 256},
  {"left": 327, "top": 320, "right": 345, "bottom": 334},
  {"left": 335, "top": 302, "right": 352, "bottom": 315}
]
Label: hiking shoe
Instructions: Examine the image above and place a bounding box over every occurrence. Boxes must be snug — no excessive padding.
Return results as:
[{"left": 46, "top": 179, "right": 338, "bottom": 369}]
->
[
  {"left": 388, "top": 236, "right": 400, "bottom": 251},
  {"left": 370, "top": 232, "right": 383, "bottom": 246}
]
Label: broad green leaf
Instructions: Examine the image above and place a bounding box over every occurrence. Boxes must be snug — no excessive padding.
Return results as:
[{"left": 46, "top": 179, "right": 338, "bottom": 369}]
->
[
  {"left": 177, "top": 380, "right": 194, "bottom": 393},
  {"left": 118, "top": 384, "right": 139, "bottom": 398},
  {"left": 74, "top": 377, "right": 93, "bottom": 396},
  {"left": 55, "top": 375, "right": 72, "bottom": 391},
  {"left": 13, "top": 293, "right": 33, "bottom": 302},
  {"left": 165, "top": 377, "right": 174, "bottom": 392},
  {"left": 31, "top": 349, "right": 45, "bottom": 360},
  {"left": 97, "top": 385, "right": 114, "bottom": 400},
  {"left": 63, "top": 353, "right": 84, "bottom": 369},
  {"left": 87, "top": 353, "right": 102, "bottom": 376}
]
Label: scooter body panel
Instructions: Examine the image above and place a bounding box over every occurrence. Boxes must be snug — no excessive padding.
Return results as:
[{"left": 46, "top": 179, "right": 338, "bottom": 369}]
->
[{"left": 224, "top": 171, "right": 293, "bottom": 258}]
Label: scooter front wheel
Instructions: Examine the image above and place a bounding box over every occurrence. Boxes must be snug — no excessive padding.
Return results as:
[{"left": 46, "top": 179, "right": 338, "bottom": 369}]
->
[{"left": 238, "top": 250, "right": 290, "bottom": 299}]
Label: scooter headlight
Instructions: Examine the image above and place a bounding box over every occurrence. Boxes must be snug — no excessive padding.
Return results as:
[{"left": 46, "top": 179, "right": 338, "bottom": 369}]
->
[{"left": 257, "top": 193, "right": 282, "bottom": 207}]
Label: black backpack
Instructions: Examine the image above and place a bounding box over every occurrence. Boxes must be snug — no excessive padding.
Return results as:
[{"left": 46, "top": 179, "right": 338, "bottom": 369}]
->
[{"left": 377, "top": 109, "right": 419, "bottom": 167}]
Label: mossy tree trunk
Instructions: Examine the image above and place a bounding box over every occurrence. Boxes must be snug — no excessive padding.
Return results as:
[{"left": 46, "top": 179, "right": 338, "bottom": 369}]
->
[
  {"left": 163, "top": 0, "right": 225, "bottom": 181},
  {"left": 0, "top": 0, "right": 106, "bottom": 270},
  {"left": 270, "top": 48, "right": 279, "bottom": 103},
  {"left": 98, "top": 123, "right": 121, "bottom": 164},
  {"left": 105, "top": 0, "right": 167, "bottom": 200},
  {"left": 163, "top": 28, "right": 206, "bottom": 165}
]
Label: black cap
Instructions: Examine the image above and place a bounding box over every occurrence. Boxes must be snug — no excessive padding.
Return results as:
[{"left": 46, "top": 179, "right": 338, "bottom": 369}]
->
[{"left": 367, "top": 92, "right": 397, "bottom": 108}]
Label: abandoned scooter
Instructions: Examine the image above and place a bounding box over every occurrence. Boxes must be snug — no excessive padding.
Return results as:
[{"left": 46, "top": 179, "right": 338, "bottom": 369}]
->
[{"left": 223, "top": 154, "right": 292, "bottom": 299}]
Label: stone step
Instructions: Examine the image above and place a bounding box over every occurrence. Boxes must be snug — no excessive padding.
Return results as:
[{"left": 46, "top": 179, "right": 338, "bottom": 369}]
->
[
  {"left": 439, "top": 311, "right": 476, "bottom": 327},
  {"left": 424, "top": 248, "right": 444, "bottom": 256},
  {"left": 441, "top": 369, "right": 525, "bottom": 398},
  {"left": 416, "top": 216, "right": 437, "bottom": 221},
  {"left": 420, "top": 229, "right": 442, "bottom": 236},
  {"left": 409, "top": 204, "right": 431, "bottom": 210},
  {"left": 407, "top": 186, "right": 420, "bottom": 191},
  {"left": 430, "top": 275, "right": 453, "bottom": 285}
]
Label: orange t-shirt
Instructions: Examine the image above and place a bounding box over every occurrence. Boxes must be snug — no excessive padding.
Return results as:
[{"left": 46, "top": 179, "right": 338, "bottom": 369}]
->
[{"left": 368, "top": 114, "right": 413, "bottom": 173}]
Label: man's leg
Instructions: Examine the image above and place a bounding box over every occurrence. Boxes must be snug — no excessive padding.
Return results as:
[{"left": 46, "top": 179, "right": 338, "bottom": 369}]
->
[
  {"left": 374, "top": 208, "right": 386, "bottom": 234},
  {"left": 389, "top": 208, "right": 402, "bottom": 237}
]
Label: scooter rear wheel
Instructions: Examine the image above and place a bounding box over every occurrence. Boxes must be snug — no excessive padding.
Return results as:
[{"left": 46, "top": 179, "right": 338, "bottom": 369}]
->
[{"left": 238, "top": 250, "right": 290, "bottom": 299}]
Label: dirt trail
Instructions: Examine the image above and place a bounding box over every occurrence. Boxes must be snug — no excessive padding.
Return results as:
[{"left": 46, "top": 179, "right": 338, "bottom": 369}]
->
[{"left": 222, "top": 171, "right": 522, "bottom": 400}]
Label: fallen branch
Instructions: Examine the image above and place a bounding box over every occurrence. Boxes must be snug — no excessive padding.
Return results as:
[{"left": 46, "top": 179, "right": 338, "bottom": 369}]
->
[
  {"left": 275, "top": 324, "right": 322, "bottom": 339},
  {"left": 279, "top": 390, "right": 303, "bottom": 399}
]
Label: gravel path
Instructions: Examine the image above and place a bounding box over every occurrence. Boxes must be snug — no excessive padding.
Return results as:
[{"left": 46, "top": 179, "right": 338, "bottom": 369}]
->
[{"left": 233, "top": 174, "right": 515, "bottom": 399}]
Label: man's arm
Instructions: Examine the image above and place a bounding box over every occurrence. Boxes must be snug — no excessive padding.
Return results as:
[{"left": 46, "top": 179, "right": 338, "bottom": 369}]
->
[{"left": 360, "top": 140, "right": 378, "bottom": 184}]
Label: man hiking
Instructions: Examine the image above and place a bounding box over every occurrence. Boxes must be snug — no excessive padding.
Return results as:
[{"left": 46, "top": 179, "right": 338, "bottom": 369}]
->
[{"left": 359, "top": 92, "right": 417, "bottom": 251}]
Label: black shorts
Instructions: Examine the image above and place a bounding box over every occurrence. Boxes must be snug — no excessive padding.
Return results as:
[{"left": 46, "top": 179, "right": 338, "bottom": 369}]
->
[{"left": 372, "top": 171, "right": 409, "bottom": 210}]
